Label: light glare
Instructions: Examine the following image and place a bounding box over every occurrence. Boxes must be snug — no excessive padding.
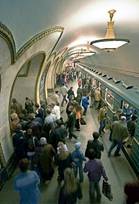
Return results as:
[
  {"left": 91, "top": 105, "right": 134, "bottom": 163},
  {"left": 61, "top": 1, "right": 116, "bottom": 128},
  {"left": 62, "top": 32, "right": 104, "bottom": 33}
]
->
[{"left": 92, "top": 40, "right": 129, "bottom": 49}]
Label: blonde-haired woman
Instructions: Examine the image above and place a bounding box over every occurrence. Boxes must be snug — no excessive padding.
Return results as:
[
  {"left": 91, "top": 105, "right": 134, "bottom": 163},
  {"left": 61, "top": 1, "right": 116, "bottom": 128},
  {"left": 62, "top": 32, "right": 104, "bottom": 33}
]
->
[{"left": 58, "top": 168, "right": 82, "bottom": 204}]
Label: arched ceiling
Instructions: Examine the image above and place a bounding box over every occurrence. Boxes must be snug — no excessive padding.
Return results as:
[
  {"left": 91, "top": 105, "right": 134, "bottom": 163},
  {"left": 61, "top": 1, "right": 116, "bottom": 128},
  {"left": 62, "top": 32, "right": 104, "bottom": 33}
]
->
[{"left": 0, "top": 0, "right": 139, "bottom": 71}]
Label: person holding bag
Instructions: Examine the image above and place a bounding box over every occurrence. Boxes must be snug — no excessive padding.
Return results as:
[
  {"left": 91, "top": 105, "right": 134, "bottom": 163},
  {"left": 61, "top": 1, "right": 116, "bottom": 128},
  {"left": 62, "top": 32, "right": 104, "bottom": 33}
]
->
[
  {"left": 84, "top": 149, "right": 108, "bottom": 202},
  {"left": 102, "top": 179, "right": 113, "bottom": 201}
]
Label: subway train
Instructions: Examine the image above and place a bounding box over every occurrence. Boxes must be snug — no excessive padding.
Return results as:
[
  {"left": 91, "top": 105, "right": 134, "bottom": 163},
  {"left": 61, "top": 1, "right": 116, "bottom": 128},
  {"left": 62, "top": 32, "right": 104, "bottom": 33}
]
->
[{"left": 77, "top": 62, "right": 139, "bottom": 175}]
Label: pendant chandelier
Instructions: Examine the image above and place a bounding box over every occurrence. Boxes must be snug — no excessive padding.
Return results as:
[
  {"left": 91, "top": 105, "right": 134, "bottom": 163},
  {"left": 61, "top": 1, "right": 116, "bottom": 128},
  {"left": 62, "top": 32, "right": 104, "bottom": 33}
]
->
[{"left": 90, "top": 9, "right": 130, "bottom": 52}]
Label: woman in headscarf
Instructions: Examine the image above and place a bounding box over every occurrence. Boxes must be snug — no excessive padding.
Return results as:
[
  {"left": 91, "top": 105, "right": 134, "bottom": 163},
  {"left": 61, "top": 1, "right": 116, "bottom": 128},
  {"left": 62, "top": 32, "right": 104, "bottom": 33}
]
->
[{"left": 39, "top": 137, "right": 55, "bottom": 183}]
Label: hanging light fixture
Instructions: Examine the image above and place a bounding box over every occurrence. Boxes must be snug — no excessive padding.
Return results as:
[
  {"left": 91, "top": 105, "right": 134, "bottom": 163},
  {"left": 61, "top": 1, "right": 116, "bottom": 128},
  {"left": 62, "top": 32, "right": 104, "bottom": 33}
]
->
[{"left": 90, "top": 9, "right": 130, "bottom": 51}]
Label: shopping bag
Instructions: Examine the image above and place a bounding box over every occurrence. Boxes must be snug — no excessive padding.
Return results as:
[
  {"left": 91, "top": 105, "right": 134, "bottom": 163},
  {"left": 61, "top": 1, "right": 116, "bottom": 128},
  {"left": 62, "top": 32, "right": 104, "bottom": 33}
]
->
[{"left": 102, "top": 180, "right": 113, "bottom": 201}]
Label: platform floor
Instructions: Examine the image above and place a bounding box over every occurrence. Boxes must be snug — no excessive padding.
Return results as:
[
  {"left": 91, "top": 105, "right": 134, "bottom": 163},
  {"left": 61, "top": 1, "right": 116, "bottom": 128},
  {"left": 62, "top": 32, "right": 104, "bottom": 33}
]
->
[{"left": 0, "top": 82, "right": 137, "bottom": 204}]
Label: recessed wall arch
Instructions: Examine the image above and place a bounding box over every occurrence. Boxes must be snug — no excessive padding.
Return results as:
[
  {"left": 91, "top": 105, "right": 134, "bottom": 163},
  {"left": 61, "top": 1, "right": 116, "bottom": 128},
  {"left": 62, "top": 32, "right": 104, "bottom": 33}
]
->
[
  {"left": 52, "top": 57, "right": 60, "bottom": 88},
  {"left": 10, "top": 52, "right": 46, "bottom": 110},
  {"left": 46, "top": 57, "right": 59, "bottom": 90},
  {"left": 39, "top": 61, "right": 51, "bottom": 104},
  {"left": 0, "top": 22, "right": 16, "bottom": 65}
]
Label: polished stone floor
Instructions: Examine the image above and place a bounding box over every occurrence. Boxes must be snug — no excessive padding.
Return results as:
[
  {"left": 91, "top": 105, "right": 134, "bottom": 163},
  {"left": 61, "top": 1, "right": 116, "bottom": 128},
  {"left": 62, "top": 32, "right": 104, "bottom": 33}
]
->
[{"left": 0, "top": 82, "right": 137, "bottom": 204}]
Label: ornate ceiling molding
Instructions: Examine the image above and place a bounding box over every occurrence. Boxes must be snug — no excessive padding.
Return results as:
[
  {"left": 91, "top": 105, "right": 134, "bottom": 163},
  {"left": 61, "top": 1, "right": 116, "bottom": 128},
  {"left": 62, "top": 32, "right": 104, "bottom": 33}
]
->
[
  {"left": 0, "top": 22, "right": 16, "bottom": 64},
  {"left": 0, "top": 23, "right": 64, "bottom": 65},
  {"left": 16, "top": 26, "right": 64, "bottom": 59}
]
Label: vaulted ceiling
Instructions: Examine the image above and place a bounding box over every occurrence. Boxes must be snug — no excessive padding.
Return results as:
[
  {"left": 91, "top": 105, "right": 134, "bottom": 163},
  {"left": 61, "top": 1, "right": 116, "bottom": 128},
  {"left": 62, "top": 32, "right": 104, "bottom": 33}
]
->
[{"left": 0, "top": 0, "right": 139, "bottom": 73}]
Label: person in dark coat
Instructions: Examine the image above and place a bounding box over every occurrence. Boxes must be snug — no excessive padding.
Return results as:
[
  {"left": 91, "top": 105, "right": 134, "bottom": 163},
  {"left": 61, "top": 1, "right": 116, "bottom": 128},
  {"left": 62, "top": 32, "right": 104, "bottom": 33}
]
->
[
  {"left": 67, "top": 108, "right": 77, "bottom": 139},
  {"left": 35, "top": 104, "right": 45, "bottom": 121},
  {"left": 31, "top": 116, "right": 43, "bottom": 139},
  {"left": 25, "top": 128, "right": 38, "bottom": 170},
  {"left": 49, "top": 119, "right": 68, "bottom": 151},
  {"left": 66, "top": 101, "right": 74, "bottom": 117},
  {"left": 12, "top": 124, "right": 26, "bottom": 161},
  {"left": 58, "top": 168, "right": 82, "bottom": 204},
  {"left": 84, "top": 149, "right": 108, "bottom": 202},
  {"left": 85, "top": 132, "right": 104, "bottom": 159},
  {"left": 67, "top": 87, "right": 75, "bottom": 101}
]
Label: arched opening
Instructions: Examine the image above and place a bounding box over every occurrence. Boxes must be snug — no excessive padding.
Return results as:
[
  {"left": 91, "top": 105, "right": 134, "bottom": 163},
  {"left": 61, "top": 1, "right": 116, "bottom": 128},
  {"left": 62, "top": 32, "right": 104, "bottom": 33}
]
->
[{"left": 9, "top": 52, "right": 45, "bottom": 133}]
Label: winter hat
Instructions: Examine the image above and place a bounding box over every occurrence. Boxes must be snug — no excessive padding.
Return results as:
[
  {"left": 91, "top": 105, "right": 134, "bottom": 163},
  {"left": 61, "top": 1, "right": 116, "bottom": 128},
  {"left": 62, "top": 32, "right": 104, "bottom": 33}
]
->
[
  {"left": 75, "top": 142, "right": 81, "bottom": 149},
  {"left": 58, "top": 141, "right": 68, "bottom": 152},
  {"left": 40, "top": 137, "right": 47, "bottom": 145}
]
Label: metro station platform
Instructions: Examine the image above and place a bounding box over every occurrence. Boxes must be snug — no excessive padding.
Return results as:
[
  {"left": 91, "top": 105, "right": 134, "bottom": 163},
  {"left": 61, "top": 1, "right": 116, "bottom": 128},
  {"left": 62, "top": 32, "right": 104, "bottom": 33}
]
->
[{"left": 0, "top": 83, "right": 137, "bottom": 204}]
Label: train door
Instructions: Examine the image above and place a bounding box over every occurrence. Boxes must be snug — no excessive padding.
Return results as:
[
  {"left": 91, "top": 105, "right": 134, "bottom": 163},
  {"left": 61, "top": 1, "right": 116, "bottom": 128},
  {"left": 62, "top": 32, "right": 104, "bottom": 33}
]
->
[{"left": 121, "top": 100, "right": 139, "bottom": 174}]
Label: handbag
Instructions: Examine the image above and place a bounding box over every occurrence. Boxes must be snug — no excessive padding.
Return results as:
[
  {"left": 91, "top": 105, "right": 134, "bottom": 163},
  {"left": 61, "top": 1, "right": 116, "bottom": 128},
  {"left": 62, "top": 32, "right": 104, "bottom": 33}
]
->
[
  {"left": 102, "top": 180, "right": 113, "bottom": 201},
  {"left": 80, "top": 117, "right": 86, "bottom": 125}
]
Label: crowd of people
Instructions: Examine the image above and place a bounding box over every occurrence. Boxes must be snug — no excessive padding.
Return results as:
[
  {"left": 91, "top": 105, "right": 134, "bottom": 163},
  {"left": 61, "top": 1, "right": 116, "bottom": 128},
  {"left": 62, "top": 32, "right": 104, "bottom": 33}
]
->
[{"left": 10, "top": 68, "right": 139, "bottom": 204}]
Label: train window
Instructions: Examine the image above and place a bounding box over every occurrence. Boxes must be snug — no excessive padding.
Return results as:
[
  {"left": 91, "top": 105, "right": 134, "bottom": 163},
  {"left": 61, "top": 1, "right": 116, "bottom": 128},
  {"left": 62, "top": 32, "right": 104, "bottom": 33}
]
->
[
  {"left": 122, "top": 100, "right": 137, "bottom": 121},
  {"left": 105, "top": 88, "right": 114, "bottom": 110}
]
